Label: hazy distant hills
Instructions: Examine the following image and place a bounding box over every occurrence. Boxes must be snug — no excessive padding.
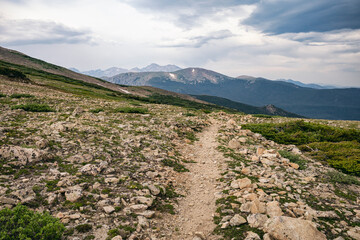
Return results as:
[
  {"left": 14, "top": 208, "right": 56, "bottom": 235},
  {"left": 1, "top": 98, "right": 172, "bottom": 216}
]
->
[
  {"left": 192, "top": 95, "right": 303, "bottom": 118},
  {"left": 107, "top": 68, "right": 360, "bottom": 120},
  {"left": 279, "top": 79, "right": 339, "bottom": 89},
  {"left": 72, "top": 63, "right": 182, "bottom": 78}
]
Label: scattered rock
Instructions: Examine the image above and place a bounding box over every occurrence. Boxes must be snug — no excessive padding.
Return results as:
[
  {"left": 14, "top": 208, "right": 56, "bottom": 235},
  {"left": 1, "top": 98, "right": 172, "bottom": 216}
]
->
[
  {"left": 229, "top": 214, "right": 247, "bottom": 226},
  {"left": 264, "top": 216, "right": 327, "bottom": 240},
  {"left": 228, "top": 139, "right": 241, "bottom": 149},
  {"left": 148, "top": 184, "right": 160, "bottom": 195},
  {"left": 103, "top": 206, "right": 115, "bottom": 214},
  {"left": 244, "top": 231, "right": 261, "bottom": 240},
  {"left": 65, "top": 185, "right": 83, "bottom": 202},
  {"left": 266, "top": 201, "right": 283, "bottom": 217},
  {"left": 231, "top": 177, "right": 252, "bottom": 189},
  {"left": 347, "top": 227, "right": 360, "bottom": 240},
  {"left": 247, "top": 214, "right": 268, "bottom": 228},
  {"left": 0, "top": 145, "right": 50, "bottom": 166}
]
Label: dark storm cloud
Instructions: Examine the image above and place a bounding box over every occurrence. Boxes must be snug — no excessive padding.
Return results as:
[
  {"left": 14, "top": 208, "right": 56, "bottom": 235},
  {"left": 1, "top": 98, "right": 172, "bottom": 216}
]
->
[
  {"left": 244, "top": 0, "right": 360, "bottom": 34},
  {"left": 0, "top": 19, "right": 93, "bottom": 46},
  {"left": 124, "top": 0, "right": 259, "bottom": 28}
]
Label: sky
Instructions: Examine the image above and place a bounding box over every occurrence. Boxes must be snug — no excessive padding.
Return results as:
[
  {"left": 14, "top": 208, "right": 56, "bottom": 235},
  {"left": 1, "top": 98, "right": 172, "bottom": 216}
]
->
[{"left": 0, "top": 0, "right": 360, "bottom": 87}]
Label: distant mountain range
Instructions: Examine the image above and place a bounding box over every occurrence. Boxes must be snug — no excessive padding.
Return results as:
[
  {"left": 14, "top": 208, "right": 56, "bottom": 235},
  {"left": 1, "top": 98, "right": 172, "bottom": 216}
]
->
[
  {"left": 279, "top": 79, "right": 339, "bottom": 89},
  {"left": 106, "top": 68, "right": 360, "bottom": 120},
  {"left": 71, "top": 63, "right": 182, "bottom": 78}
]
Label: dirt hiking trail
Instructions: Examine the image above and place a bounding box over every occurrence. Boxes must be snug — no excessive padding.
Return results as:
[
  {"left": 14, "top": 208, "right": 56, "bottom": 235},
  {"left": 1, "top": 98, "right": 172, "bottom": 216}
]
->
[{"left": 171, "top": 119, "right": 226, "bottom": 240}]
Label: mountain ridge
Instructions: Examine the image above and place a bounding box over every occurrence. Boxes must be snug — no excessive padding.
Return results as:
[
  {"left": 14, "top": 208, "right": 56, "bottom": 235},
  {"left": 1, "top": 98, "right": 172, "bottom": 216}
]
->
[
  {"left": 108, "top": 68, "right": 360, "bottom": 120},
  {"left": 74, "top": 63, "right": 182, "bottom": 78}
]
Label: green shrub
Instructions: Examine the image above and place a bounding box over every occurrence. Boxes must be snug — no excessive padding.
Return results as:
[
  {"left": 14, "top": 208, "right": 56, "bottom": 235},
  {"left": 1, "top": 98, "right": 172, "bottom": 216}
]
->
[
  {"left": 301, "top": 141, "right": 360, "bottom": 176},
  {"left": 45, "top": 179, "right": 60, "bottom": 192},
  {"left": 0, "top": 205, "right": 64, "bottom": 240},
  {"left": 107, "top": 225, "right": 135, "bottom": 240},
  {"left": 0, "top": 93, "right": 6, "bottom": 98},
  {"left": 278, "top": 150, "right": 307, "bottom": 170},
  {"left": 0, "top": 67, "right": 29, "bottom": 81},
  {"left": 242, "top": 120, "right": 360, "bottom": 145},
  {"left": 114, "top": 107, "right": 148, "bottom": 114},
  {"left": 10, "top": 93, "right": 34, "bottom": 98},
  {"left": 75, "top": 224, "right": 92, "bottom": 233},
  {"left": 12, "top": 103, "right": 54, "bottom": 112}
]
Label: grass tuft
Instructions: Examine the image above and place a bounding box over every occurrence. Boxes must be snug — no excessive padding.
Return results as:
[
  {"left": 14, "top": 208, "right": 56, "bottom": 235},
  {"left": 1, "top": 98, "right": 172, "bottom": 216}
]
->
[
  {"left": 11, "top": 103, "right": 55, "bottom": 112},
  {"left": 278, "top": 150, "right": 307, "bottom": 170}
]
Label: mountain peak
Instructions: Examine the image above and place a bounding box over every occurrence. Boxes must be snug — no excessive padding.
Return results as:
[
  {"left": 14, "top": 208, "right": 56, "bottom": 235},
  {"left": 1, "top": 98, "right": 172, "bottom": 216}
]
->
[{"left": 140, "top": 63, "right": 182, "bottom": 72}]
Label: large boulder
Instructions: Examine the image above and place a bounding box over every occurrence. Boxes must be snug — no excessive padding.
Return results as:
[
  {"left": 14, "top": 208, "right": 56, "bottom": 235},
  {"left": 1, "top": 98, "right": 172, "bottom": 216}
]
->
[{"left": 264, "top": 216, "right": 326, "bottom": 240}]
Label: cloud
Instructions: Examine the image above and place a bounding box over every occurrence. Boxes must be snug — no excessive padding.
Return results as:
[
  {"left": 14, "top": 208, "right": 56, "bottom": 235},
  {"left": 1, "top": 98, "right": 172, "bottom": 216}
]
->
[
  {"left": 280, "top": 29, "right": 360, "bottom": 53},
  {"left": 160, "top": 30, "right": 234, "bottom": 48},
  {"left": 124, "top": 0, "right": 257, "bottom": 11},
  {"left": 244, "top": 0, "right": 360, "bottom": 34},
  {"left": 124, "top": 0, "right": 258, "bottom": 28},
  {"left": 0, "top": 18, "right": 93, "bottom": 46}
]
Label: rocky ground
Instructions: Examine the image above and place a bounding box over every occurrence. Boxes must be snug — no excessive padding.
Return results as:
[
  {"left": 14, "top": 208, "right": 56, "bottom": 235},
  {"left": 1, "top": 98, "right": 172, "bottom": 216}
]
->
[{"left": 0, "top": 78, "right": 359, "bottom": 240}]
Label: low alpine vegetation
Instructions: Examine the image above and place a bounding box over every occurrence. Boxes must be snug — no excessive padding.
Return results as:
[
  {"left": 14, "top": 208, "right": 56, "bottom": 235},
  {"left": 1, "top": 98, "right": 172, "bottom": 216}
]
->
[
  {"left": 0, "top": 205, "right": 65, "bottom": 240},
  {"left": 11, "top": 103, "right": 55, "bottom": 112},
  {"left": 243, "top": 120, "right": 360, "bottom": 175},
  {"left": 10, "top": 93, "right": 35, "bottom": 98},
  {"left": 113, "top": 107, "right": 148, "bottom": 114}
]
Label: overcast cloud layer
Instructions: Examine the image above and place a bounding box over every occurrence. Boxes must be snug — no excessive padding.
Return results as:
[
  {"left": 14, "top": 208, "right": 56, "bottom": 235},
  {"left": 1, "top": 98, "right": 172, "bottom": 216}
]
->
[{"left": 0, "top": 0, "right": 359, "bottom": 87}]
